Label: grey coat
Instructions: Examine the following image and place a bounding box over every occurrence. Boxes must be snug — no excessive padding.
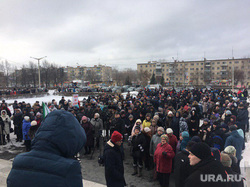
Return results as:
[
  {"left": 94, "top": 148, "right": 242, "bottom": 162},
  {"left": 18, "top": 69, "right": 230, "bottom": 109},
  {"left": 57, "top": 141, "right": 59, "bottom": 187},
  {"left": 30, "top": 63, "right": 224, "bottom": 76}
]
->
[{"left": 90, "top": 118, "right": 103, "bottom": 137}]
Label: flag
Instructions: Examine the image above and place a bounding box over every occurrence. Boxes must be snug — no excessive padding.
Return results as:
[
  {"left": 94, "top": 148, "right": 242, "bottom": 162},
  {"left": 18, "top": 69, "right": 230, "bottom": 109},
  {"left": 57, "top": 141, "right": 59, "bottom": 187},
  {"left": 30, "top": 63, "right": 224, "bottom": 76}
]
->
[{"left": 42, "top": 102, "right": 50, "bottom": 119}]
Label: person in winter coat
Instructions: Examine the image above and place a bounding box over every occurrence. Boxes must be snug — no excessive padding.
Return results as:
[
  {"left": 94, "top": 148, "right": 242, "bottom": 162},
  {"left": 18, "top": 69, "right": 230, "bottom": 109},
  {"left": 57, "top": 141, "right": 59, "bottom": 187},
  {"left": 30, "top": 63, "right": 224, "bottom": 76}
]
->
[
  {"left": 81, "top": 116, "right": 94, "bottom": 155},
  {"left": 198, "top": 118, "right": 210, "bottom": 141},
  {"left": 13, "top": 108, "right": 23, "bottom": 142},
  {"left": 110, "top": 112, "right": 125, "bottom": 136},
  {"left": 149, "top": 127, "right": 165, "bottom": 156},
  {"left": 179, "top": 113, "right": 189, "bottom": 134},
  {"left": 237, "top": 103, "right": 248, "bottom": 139},
  {"left": 188, "top": 109, "right": 199, "bottom": 137},
  {"left": 150, "top": 119, "right": 159, "bottom": 135},
  {"left": 224, "top": 125, "right": 245, "bottom": 172},
  {"left": 142, "top": 113, "right": 152, "bottom": 130},
  {"left": 7, "top": 110, "right": 87, "bottom": 187},
  {"left": 154, "top": 134, "right": 175, "bottom": 187},
  {"left": 220, "top": 153, "right": 244, "bottom": 187},
  {"left": 131, "top": 119, "right": 143, "bottom": 136},
  {"left": 179, "top": 131, "right": 190, "bottom": 151},
  {"left": 143, "top": 127, "right": 152, "bottom": 170},
  {"left": 103, "top": 131, "right": 126, "bottom": 187},
  {"left": 22, "top": 116, "right": 31, "bottom": 151},
  {"left": 185, "top": 142, "right": 229, "bottom": 187},
  {"left": 35, "top": 112, "right": 42, "bottom": 127},
  {"left": 125, "top": 114, "right": 135, "bottom": 137},
  {"left": 90, "top": 113, "right": 103, "bottom": 148},
  {"left": 174, "top": 141, "right": 196, "bottom": 187},
  {"left": 222, "top": 146, "right": 239, "bottom": 174},
  {"left": 131, "top": 126, "right": 147, "bottom": 177},
  {"left": 28, "top": 120, "right": 39, "bottom": 141},
  {"left": 0, "top": 110, "right": 11, "bottom": 143},
  {"left": 166, "top": 128, "right": 178, "bottom": 153}
]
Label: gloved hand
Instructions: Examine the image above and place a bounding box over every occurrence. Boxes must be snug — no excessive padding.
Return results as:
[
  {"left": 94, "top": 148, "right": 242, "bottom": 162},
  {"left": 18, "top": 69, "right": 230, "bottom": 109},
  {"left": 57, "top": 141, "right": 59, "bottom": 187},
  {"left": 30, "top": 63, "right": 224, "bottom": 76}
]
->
[{"left": 162, "top": 151, "right": 167, "bottom": 156}]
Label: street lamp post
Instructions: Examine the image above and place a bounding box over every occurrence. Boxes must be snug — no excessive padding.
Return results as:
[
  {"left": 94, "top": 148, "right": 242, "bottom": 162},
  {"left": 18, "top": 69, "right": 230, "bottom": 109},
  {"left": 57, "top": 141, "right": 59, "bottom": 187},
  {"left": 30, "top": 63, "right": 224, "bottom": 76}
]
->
[{"left": 30, "top": 56, "right": 47, "bottom": 89}]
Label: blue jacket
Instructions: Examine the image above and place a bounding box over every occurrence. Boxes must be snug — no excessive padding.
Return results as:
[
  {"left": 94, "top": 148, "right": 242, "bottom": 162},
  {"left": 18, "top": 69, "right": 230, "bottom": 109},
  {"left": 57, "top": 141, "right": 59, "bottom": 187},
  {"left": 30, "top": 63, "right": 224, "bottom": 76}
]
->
[
  {"left": 7, "top": 110, "right": 86, "bottom": 187},
  {"left": 224, "top": 130, "right": 245, "bottom": 161},
  {"left": 22, "top": 119, "right": 31, "bottom": 140}
]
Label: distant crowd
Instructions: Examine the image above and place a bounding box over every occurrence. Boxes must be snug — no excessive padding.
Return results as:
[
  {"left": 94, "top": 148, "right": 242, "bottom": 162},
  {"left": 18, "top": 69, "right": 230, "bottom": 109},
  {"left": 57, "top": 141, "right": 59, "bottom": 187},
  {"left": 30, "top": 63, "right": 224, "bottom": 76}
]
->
[{"left": 0, "top": 87, "right": 249, "bottom": 187}]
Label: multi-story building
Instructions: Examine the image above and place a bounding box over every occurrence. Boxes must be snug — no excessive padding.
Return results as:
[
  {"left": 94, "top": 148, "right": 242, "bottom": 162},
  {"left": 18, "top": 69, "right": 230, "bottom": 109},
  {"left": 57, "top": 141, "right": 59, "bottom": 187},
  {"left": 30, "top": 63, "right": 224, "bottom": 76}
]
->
[
  {"left": 137, "top": 58, "right": 250, "bottom": 87},
  {"left": 63, "top": 65, "right": 112, "bottom": 83}
]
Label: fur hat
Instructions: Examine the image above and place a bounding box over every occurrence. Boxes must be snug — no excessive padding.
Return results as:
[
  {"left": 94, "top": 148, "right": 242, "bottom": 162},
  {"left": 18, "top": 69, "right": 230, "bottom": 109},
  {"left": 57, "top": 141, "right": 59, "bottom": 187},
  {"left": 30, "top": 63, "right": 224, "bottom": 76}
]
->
[
  {"left": 111, "top": 131, "right": 123, "bottom": 143},
  {"left": 24, "top": 116, "right": 30, "bottom": 122},
  {"left": 190, "top": 142, "right": 212, "bottom": 160},
  {"left": 144, "top": 127, "right": 151, "bottom": 133},
  {"left": 31, "top": 120, "right": 37, "bottom": 126},
  {"left": 161, "top": 134, "right": 169, "bottom": 142},
  {"left": 224, "top": 146, "right": 236, "bottom": 155},
  {"left": 136, "top": 119, "right": 142, "bottom": 124},
  {"left": 157, "top": 127, "right": 164, "bottom": 132},
  {"left": 166, "top": 128, "right": 173, "bottom": 134}
]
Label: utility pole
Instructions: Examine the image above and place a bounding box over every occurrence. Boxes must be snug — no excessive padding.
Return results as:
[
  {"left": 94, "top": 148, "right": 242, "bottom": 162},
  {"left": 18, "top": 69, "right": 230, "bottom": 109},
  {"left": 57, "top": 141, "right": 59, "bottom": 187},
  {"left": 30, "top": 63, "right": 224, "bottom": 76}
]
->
[
  {"left": 30, "top": 56, "right": 47, "bottom": 89},
  {"left": 232, "top": 64, "right": 234, "bottom": 91}
]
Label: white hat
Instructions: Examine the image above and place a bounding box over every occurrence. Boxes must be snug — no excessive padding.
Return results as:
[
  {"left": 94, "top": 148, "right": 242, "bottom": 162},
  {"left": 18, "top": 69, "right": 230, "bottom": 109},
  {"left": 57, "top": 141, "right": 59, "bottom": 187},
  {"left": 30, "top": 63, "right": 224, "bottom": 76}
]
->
[
  {"left": 24, "top": 116, "right": 30, "bottom": 121},
  {"left": 166, "top": 128, "right": 173, "bottom": 134},
  {"left": 216, "top": 102, "right": 220, "bottom": 105},
  {"left": 31, "top": 120, "right": 37, "bottom": 126},
  {"left": 144, "top": 127, "right": 151, "bottom": 133},
  {"left": 136, "top": 119, "right": 142, "bottom": 123},
  {"left": 168, "top": 111, "right": 173, "bottom": 115}
]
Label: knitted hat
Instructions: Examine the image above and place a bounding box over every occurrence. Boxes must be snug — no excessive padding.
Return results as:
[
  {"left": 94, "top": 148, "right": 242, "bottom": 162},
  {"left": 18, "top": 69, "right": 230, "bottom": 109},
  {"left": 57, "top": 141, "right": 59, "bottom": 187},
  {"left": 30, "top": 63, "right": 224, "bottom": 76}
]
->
[
  {"left": 181, "top": 131, "right": 189, "bottom": 138},
  {"left": 157, "top": 127, "right": 164, "bottom": 132},
  {"left": 128, "top": 114, "right": 133, "bottom": 119},
  {"left": 224, "top": 146, "right": 236, "bottom": 155},
  {"left": 81, "top": 116, "right": 88, "bottom": 121},
  {"left": 166, "top": 128, "right": 173, "bottom": 134},
  {"left": 31, "top": 120, "right": 37, "bottom": 126},
  {"left": 144, "top": 127, "right": 151, "bottom": 133},
  {"left": 111, "top": 131, "right": 123, "bottom": 143},
  {"left": 190, "top": 142, "right": 212, "bottom": 160},
  {"left": 191, "top": 136, "right": 201, "bottom": 143},
  {"left": 24, "top": 116, "right": 30, "bottom": 122}
]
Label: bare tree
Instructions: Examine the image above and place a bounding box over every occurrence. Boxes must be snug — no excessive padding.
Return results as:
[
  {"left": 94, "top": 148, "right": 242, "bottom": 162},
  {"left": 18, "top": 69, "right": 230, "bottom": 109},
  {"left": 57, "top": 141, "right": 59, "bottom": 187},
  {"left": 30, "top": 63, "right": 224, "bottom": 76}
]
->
[{"left": 138, "top": 70, "right": 151, "bottom": 86}]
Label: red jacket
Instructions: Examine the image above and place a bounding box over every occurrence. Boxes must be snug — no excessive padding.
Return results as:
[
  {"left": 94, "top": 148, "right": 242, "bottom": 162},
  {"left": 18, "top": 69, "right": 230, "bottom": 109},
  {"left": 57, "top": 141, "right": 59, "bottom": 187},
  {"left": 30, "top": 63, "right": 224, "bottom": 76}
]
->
[
  {"left": 154, "top": 143, "right": 175, "bottom": 173},
  {"left": 167, "top": 134, "right": 178, "bottom": 153}
]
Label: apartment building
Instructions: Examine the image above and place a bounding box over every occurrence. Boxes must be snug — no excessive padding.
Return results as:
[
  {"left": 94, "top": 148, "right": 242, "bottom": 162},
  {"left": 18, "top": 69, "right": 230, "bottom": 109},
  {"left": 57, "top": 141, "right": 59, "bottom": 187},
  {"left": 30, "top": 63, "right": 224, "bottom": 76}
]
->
[
  {"left": 63, "top": 65, "right": 112, "bottom": 83},
  {"left": 137, "top": 58, "right": 250, "bottom": 87}
]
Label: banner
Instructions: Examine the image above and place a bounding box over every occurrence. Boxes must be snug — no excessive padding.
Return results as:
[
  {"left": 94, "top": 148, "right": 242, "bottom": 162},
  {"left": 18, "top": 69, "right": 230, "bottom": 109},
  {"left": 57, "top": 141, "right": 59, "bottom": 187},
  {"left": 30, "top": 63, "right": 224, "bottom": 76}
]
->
[{"left": 72, "top": 94, "right": 79, "bottom": 106}]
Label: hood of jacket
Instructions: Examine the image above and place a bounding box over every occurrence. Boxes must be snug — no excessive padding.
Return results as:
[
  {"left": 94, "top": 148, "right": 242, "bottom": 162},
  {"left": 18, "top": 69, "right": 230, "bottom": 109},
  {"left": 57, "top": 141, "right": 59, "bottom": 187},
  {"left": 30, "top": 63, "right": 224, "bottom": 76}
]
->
[{"left": 32, "top": 110, "right": 86, "bottom": 158}]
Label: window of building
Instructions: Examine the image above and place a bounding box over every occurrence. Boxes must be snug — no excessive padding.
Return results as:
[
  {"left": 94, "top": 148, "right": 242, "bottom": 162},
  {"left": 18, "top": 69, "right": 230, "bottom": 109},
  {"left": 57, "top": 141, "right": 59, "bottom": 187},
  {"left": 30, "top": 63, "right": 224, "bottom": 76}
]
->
[
  {"left": 229, "top": 67, "right": 231, "bottom": 69},
  {"left": 235, "top": 61, "right": 239, "bottom": 64},
  {"left": 176, "top": 78, "right": 178, "bottom": 81},
  {"left": 166, "top": 78, "right": 169, "bottom": 80},
  {"left": 150, "top": 65, "right": 151, "bottom": 67},
  {"left": 196, "top": 68, "right": 199, "bottom": 70},
  {"left": 229, "top": 62, "right": 232, "bottom": 64},
  {"left": 153, "top": 65, "right": 155, "bottom": 67},
  {"left": 190, "top": 68, "right": 194, "bottom": 70},
  {"left": 162, "top": 69, "right": 165, "bottom": 71},
  {"left": 150, "top": 69, "right": 152, "bottom": 72},
  {"left": 217, "top": 62, "right": 220, "bottom": 64},
  {"left": 201, "top": 63, "right": 203, "bottom": 65},
  {"left": 180, "top": 78, "right": 182, "bottom": 80},
  {"left": 140, "top": 65, "right": 142, "bottom": 68},
  {"left": 191, "top": 63, "right": 194, "bottom": 66},
  {"left": 223, "top": 61, "right": 226, "bottom": 64},
  {"left": 212, "top": 67, "right": 214, "bottom": 70},
  {"left": 201, "top": 68, "right": 203, "bottom": 70},
  {"left": 145, "top": 65, "right": 147, "bottom": 67},
  {"left": 162, "top": 65, "right": 165, "bottom": 67},
  {"left": 212, "top": 62, "right": 215, "bottom": 65}
]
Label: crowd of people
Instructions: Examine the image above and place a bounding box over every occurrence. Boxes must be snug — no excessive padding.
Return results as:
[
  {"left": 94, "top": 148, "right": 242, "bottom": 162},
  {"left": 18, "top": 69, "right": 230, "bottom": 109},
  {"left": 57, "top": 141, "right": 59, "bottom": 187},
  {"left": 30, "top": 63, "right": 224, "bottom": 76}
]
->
[{"left": 0, "top": 87, "right": 249, "bottom": 187}]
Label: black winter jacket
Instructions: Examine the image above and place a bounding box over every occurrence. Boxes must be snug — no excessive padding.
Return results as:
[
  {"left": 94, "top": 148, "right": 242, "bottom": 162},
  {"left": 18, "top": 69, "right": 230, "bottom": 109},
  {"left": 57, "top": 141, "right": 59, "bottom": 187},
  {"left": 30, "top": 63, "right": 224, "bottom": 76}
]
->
[{"left": 104, "top": 140, "right": 126, "bottom": 187}]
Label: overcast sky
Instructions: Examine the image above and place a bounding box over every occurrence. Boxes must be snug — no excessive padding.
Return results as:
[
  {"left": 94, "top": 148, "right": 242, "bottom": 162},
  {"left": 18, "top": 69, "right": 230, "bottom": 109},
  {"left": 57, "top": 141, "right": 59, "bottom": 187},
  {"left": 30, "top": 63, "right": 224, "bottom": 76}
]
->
[{"left": 0, "top": 0, "right": 249, "bottom": 70}]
